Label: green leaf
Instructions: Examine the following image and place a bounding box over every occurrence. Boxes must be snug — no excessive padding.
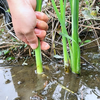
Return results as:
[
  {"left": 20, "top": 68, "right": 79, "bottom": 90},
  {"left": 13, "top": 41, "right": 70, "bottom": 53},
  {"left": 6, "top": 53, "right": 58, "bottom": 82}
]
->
[
  {"left": 19, "top": 46, "right": 23, "bottom": 49},
  {"left": 59, "top": 32, "right": 75, "bottom": 43},
  {"left": 11, "top": 37, "right": 17, "bottom": 42},
  {"left": 78, "top": 38, "right": 82, "bottom": 43},
  {"left": 51, "top": 0, "right": 62, "bottom": 24},
  {"left": 69, "top": 0, "right": 72, "bottom": 13},
  {"left": 86, "top": 1, "right": 89, "bottom": 5},
  {"left": 0, "top": 29, "right": 4, "bottom": 32},
  {"left": 6, "top": 9, "right": 10, "bottom": 13},
  {"left": 84, "top": 40, "right": 91, "bottom": 43},
  {"left": 63, "top": 0, "right": 66, "bottom": 22},
  {"left": 6, "top": 57, "right": 15, "bottom": 61},
  {"left": 14, "top": 47, "right": 17, "bottom": 51},
  {"left": 80, "top": 43, "right": 84, "bottom": 46},
  {"left": 60, "top": 0, "right": 63, "bottom": 18},
  {"left": 3, "top": 50, "right": 10, "bottom": 55},
  {"left": 24, "top": 44, "right": 27, "bottom": 48}
]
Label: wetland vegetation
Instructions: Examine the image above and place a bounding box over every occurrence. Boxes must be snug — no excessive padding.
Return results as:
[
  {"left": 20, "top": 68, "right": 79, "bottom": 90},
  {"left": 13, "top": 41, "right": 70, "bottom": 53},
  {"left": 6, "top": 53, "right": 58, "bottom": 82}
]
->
[{"left": 0, "top": 0, "right": 100, "bottom": 100}]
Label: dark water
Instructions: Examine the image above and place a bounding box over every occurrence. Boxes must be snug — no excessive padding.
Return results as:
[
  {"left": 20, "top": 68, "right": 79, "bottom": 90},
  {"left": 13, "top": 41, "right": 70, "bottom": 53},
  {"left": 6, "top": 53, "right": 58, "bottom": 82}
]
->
[{"left": 0, "top": 46, "right": 100, "bottom": 100}]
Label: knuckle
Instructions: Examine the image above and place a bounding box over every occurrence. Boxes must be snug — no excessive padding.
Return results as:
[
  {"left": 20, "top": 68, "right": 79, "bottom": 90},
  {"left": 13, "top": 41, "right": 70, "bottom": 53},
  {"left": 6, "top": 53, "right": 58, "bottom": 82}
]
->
[
  {"left": 27, "top": 36, "right": 37, "bottom": 43},
  {"left": 20, "top": 28, "right": 33, "bottom": 35},
  {"left": 15, "top": 28, "right": 32, "bottom": 35}
]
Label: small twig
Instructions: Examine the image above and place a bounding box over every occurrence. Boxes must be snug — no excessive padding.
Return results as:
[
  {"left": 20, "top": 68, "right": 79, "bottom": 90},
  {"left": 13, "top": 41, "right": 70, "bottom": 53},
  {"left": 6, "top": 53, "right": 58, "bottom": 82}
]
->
[
  {"left": 0, "top": 45, "right": 14, "bottom": 49},
  {"left": 0, "top": 22, "right": 12, "bottom": 28},
  {"left": 81, "top": 56, "right": 99, "bottom": 71},
  {"left": 91, "top": 0, "right": 96, "bottom": 7},
  {"left": 46, "top": 37, "right": 63, "bottom": 45},
  {"left": 41, "top": 52, "right": 52, "bottom": 61},
  {"left": 66, "top": 20, "right": 100, "bottom": 30},
  {"left": 82, "top": 45, "right": 98, "bottom": 50},
  {"left": 56, "top": 81, "right": 74, "bottom": 94},
  {"left": 0, "top": 42, "right": 24, "bottom": 45},
  {"left": 80, "top": 37, "right": 100, "bottom": 48}
]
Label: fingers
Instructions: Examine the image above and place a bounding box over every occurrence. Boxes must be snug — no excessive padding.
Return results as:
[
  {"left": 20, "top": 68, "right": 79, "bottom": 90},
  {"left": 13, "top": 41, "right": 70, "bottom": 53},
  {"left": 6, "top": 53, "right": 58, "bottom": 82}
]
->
[
  {"left": 35, "top": 12, "right": 50, "bottom": 50},
  {"left": 24, "top": 31, "right": 38, "bottom": 49},
  {"left": 16, "top": 32, "right": 38, "bottom": 49},
  {"left": 36, "top": 19, "right": 48, "bottom": 30},
  {"left": 35, "top": 11, "right": 49, "bottom": 22},
  {"left": 16, "top": 32, "right": 50, "bottom": 50},
  {"left": 16, "top": 33, "right": 29, "bottom": 45},
  {"left": 34, "top": 28, "right": 46, "bottom": 40},
  {"left": 40, "top": 41, "right": 50, "bottom": 50},
  {"left": 35, "top": 12, "right": 49, "bottom": 30}
]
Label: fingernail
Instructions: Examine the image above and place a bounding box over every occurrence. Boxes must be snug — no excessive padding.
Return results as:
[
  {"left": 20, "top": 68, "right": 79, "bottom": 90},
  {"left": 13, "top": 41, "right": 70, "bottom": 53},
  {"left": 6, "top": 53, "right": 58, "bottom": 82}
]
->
[
  {"left": 30, "top": 44, "right": 38, "bottom": 49},
  {"left": 36, "top": 12, "right": 43, "bottom": 16},
  {"left": 45, "top": 43, "right": 50, "bottom": 49}
]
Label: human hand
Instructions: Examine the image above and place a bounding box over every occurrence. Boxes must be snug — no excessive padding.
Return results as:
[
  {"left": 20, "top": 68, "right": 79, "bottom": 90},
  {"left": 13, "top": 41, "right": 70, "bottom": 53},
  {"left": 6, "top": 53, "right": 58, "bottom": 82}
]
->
[{"left": 7, "top": 0, "right": 50, "bottom": 50}]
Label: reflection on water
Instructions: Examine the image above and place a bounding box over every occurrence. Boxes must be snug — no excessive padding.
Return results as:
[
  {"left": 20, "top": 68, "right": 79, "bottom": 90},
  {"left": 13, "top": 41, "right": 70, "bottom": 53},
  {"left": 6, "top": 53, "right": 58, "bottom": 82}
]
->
[{"left": 0, "top": 67, "right": 18, "bottom": 100}]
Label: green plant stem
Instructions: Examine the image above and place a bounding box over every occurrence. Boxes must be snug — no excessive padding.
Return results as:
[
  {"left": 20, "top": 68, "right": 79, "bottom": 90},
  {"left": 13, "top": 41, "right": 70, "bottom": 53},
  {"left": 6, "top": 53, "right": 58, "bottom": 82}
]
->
[
  {"left": 62, "top": 33, "right": 70, "bottom": 71},
  {"left": 71, "top": 0, "right": 80, "bottom": 74},
  {"left": 51, "top": 0, "right": 72, "bottom": 72},
  {"left": 60, "top": 0, "right": 70, "bottom": 72},
  {"left": 62, "top": 24, "right": 70, "bottom": 72},
  {"left": 35, "top": 39, "right": 43, "bottom": 74},
  {"left": 35, "top": 0, "right": 43, "bottom": 74}
]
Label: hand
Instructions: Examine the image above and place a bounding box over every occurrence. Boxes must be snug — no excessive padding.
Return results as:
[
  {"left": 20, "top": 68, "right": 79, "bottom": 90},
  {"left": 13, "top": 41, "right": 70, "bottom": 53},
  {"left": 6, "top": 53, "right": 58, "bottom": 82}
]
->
[{"left": 7, "top": 0, "right": 50, "bottom": 50}]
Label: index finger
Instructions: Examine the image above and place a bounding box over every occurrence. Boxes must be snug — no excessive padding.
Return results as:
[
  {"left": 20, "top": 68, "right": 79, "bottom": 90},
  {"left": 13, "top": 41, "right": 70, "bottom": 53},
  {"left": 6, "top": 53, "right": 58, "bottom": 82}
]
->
[{"left": 35, "top": 11, "right": 49, "bottom": 22}]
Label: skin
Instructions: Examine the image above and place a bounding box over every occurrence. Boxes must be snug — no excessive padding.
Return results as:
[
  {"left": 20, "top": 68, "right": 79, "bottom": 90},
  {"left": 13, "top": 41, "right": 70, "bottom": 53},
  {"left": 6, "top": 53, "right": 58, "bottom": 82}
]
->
[{"left": 7, "top": 0, "right": 50, "bottom": 50}]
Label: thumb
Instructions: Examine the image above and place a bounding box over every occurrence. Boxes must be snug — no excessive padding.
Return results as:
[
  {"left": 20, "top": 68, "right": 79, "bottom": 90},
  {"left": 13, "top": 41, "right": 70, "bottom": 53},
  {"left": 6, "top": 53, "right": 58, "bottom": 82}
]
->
[{"left": 25, "top": 31, "right": 38, "bottom": 49}]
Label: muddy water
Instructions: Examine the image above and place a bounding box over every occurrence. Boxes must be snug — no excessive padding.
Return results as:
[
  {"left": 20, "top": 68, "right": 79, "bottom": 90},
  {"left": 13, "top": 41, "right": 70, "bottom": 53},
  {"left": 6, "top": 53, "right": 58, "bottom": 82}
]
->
[{"left": 0, "top": 46, "right": 100, "bottom": 100}]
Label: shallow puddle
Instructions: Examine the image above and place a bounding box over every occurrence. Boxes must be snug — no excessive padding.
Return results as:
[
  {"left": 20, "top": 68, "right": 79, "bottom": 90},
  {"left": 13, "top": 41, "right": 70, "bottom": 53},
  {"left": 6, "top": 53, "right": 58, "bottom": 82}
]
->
[{"left": 0, "top": 46, "right": 100, "bottom": 100}]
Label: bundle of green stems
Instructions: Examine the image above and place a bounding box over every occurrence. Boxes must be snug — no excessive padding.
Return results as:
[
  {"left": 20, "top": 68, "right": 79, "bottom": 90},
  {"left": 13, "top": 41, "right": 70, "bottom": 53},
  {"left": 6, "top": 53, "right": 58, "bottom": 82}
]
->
[{"left": 51, "top": 0, "right": 80, "bottom": 74}]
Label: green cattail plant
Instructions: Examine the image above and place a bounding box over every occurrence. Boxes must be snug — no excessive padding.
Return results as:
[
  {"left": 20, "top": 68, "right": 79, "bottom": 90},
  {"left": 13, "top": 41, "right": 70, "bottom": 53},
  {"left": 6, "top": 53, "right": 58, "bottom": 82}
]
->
[
  {"left": 51, "top": 0, "right": 80, "bottom": 74},
  {"left": 51, "top": 0, "right": 72, "bottom": 73},
  {"left": 69, "top": 0, "right": 80, "bottom": 74},
  {"left": 35, "top": 0, "right": 43, "bottom": 74}
]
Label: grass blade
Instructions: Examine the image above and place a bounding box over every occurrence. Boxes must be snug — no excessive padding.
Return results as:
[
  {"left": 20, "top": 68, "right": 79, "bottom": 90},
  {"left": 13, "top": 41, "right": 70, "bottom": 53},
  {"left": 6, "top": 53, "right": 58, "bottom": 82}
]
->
[
  {"left": 51, "top": 0, "right": 62, "bottom": 23},
  {"left": 51, "top": 0, "right": 70, "bottom": 73}
]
